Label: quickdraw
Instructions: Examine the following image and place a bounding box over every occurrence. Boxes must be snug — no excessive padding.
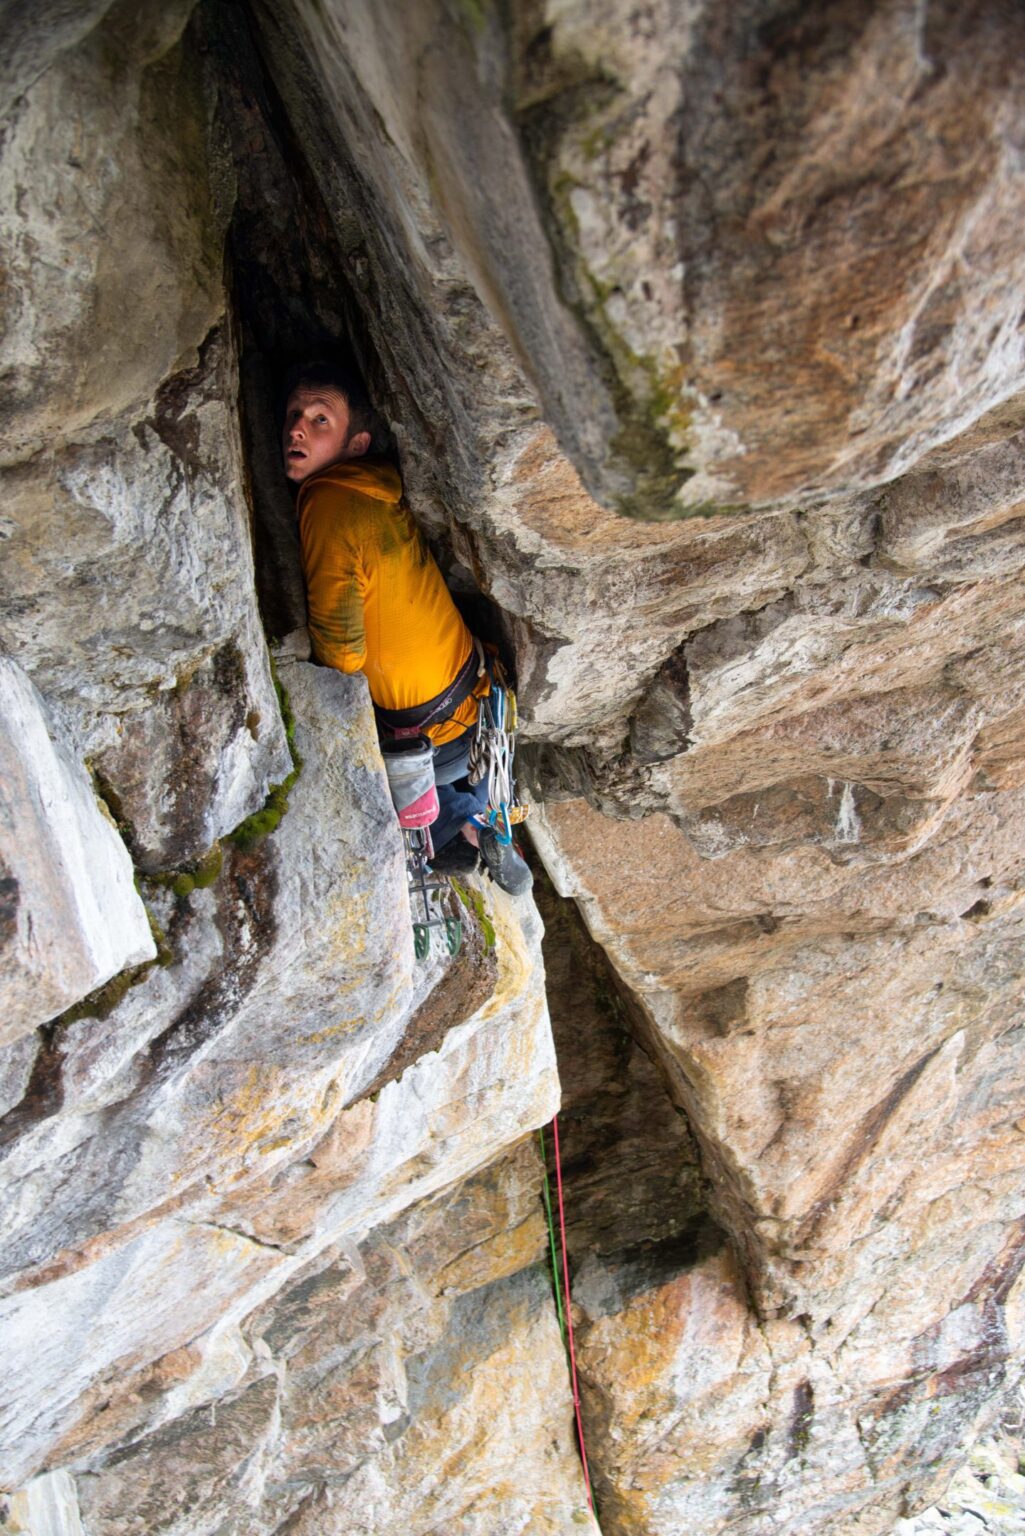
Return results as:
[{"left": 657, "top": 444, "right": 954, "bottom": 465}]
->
[{"left": 468, "top": 656, "right": 529, "bottom": 846}]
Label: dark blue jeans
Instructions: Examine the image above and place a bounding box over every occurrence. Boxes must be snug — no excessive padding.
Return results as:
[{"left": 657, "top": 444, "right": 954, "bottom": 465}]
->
[{"left": 431, "top": 730, "right": 489, "bottom": 851}]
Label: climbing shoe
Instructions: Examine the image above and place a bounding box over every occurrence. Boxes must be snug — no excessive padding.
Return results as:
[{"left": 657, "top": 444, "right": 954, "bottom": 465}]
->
[
  {"left": 429, "top": 836, "right": 480, "bottom": 875},
  {"left": 477, "top": 826, "right": 533, "bottom": 896}
]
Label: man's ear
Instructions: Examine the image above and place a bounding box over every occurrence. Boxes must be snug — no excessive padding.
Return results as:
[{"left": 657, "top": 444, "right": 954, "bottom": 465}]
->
[{"left": 347, "top": 430, "right": 372, "bottom": 459}]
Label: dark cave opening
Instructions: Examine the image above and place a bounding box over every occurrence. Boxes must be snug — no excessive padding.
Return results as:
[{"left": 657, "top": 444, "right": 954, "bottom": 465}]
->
[
  {"left": 199, "top": 0, "right": 513, "bottom": 668},
  {"left": 199, "top": 0, "right": 380, "bottom": 644}
]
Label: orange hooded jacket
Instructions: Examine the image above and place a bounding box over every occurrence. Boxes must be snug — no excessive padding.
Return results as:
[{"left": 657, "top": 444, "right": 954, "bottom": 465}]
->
[{"left": 297, "top": 459, "right": 482, "bottom": 745}]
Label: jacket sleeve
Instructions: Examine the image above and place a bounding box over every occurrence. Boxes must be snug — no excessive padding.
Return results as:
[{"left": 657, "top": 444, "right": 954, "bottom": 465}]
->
[{"left": 301, "top": 490, "right": 369, "bottom": 674}]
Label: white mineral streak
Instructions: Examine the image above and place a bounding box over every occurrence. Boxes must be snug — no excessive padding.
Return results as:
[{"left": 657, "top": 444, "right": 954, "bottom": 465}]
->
[
  {"left": 0, "top": 657, "right": 155, "bottom": 1045},
  {"left": 835, "top": 781, "right": 862, "bottom": 844},
  {"left": 0, "top": 1470, "right": 86, "bottom": 1536}
]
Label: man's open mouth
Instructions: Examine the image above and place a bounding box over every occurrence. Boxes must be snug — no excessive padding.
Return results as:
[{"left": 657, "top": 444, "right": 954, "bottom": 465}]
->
[{"left": 287, "top": 448, "right": 307, "bottom": 460}]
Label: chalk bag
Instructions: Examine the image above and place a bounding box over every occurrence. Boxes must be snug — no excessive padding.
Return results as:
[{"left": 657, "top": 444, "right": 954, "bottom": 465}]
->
[{"left": 381, "top": 734, "right": 439, "bottom": 830}]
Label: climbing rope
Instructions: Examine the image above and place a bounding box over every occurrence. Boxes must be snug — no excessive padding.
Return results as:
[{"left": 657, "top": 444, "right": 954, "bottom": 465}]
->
[
  {"left": 538, "top": 1125, "right": 566, "bottom": 1343},
  {"left": 539, "top": 1115, "right": 598, "bottom": 1522}
]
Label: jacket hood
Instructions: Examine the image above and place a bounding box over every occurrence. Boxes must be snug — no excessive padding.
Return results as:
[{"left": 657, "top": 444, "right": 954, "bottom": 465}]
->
[{"left": 299, "top": 457, "right": 401, "bottom": 503}]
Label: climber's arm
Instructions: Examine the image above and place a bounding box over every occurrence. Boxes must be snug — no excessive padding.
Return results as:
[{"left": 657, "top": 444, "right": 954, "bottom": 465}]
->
[
  {"left": 299, "top": 493, "right": 368, "bottom": 674},
  {"left": 305, "top": 557, "right": 367, "bottom": 674}
]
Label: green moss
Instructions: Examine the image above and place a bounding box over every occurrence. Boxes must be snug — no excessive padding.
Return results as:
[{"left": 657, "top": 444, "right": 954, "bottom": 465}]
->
[
  {"left": 580, "top": 123, "right": 613, "bottom": 162},
  {"left": 149, "top": 839, "right": 224, "bottom": 902},
  {"left": 227, "top": 661, "right": 303, "bottom": 850},
  {"left": 88, "top": 763, "right": 137, "bottom": 846},
  {"left": 230, "top": 806, "right": 282, "bottom": 848},
  {"left": 454, "top": 0, "right": 489, "bottom": 31},
  {"left": 147, "top": 908, "right": 173, "bottom": 968},
  {"left": 450, "top": 877, "right": 496, "bottom": 950},
  {"left": 578, "top": 274, "right": 698, "bottom": 515},
  {"left": 544, "top": 175, "right": 719, "bottom": 520},
  {"left": 56, "top": 964, "right": 148, "bottom": 1026},
  {"left": 55, "top": 896, "right": 172, "bottom": 1025},
  {"left": 266, "top": 784, "right": 289, "bottom": 814},
  {"left": 145, "top": 662, "right": 304, "bottom": 881},
  {"left": 192, "top": 844, "right": 223, "bottom": 888}
]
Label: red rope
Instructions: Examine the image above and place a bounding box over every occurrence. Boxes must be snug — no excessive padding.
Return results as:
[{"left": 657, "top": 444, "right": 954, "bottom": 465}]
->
[{"left": 552, "top": 1112, "right": 595, "bottom": 1512}]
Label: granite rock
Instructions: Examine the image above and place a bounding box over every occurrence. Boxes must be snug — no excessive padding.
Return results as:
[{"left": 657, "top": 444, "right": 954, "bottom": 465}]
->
[
  {"left": 5, "top": 1, "right": 1025, "bottom": 1532},
  {"left": 6, "top": 1144, "right": 590, "bottom": 1536},
  {"left": 511, "top": 0, "right": 1025, "bottom": 512},
  {"left": 0, "top": 4, "right": 290, "bottom": 871},
  {"left": 0, "top": 656, "right": 154, "bottom": 1044},
  {"left": 0, "top": 661, "right": 558, "bottom": 1490}
]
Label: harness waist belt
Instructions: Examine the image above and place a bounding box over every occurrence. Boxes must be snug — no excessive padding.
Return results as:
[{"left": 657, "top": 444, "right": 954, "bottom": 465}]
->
[{"left": 374, "top": 640, "right": 483, "bottom": 734}]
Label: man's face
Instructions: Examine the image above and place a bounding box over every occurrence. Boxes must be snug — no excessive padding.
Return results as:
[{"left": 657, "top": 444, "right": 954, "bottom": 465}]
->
[{"left": 282, "top": 387, "right": 368, "bottom": 482}]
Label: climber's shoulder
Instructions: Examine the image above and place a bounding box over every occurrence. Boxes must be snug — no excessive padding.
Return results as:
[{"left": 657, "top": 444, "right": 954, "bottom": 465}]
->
[{"left": 298, "top": 457, "right": 404, "bottom": 537}]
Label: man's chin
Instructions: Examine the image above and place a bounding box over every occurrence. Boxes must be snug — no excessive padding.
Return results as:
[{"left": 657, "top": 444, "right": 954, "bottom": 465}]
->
[{"left": 283, "top": 458, "right": 311, "bottom": 482}]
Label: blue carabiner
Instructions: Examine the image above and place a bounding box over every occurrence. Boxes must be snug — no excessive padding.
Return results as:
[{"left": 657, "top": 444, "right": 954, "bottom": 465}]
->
[{"left": 494, "top": 802, "right": 513, "bottom": 846}]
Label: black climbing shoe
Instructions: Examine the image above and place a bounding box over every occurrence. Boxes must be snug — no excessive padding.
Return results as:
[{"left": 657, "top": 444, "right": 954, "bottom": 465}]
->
[
  {"left": 478, "top": 826, "right": 533, "bottom": 896},
  {"left": 429, "top": 837, "right": 480, "bottom": 875}
]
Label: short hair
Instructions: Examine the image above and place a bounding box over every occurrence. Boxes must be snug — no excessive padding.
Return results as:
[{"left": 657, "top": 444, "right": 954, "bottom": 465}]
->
[{"left": 282, "top": 360, "right": 374, "bottom": 442}]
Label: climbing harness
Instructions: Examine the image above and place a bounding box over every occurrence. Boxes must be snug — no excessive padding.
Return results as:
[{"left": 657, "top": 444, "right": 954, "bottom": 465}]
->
[
  {"left": 379, "top": 643, "right": 529, "bottom": 953},
  {"left": 380, "top": 734, "right": 462, "bottom": 961},
  {"left": 539, "top": 1116, "right": 598, "bottom": 1523},
  {"left": 468, "top": 654, "right": 529, "bottom": 846},
  {"left": 374, "top": 638, "right": 484, "bottom": 736}
]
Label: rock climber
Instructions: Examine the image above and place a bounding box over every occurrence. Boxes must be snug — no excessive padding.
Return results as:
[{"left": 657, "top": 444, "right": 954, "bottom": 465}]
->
[{"left": 281, "top": 360, "right": 532, "bottom": 896}]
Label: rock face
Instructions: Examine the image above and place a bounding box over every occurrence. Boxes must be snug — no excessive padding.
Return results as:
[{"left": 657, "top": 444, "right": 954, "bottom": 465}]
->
[
  {"left": 0, "top": 6, "right": 570, "bottom": 1527},
  {"left": 7, "top": 1143, "right": 588, "bottom": 1536},
  {"left": 0, "top": 2, "right": 291, "bottom": 872},
  {"left": 0, "top": 657, "right": 155, "bottom": 1043},
  {"left": 897, "top": 1432, "right": 1025, "bottom": 1535},
  {"left": 0, "top": 657, "right": 562, "bottom": 1498},
  {"left": 511, "top": 0, "right": 1025, "bottom": 512},
  {"left": 3, "top": 1, "right": 1025, "bottom": 1534}
]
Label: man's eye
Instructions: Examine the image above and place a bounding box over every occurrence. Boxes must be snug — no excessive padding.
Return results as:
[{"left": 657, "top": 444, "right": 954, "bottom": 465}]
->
[{"left": 315, "top": 415, "right": 327, "bottom": 424}]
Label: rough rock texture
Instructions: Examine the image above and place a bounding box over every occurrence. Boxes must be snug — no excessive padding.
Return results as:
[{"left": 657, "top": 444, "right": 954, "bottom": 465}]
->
[
  {"left": 896, "top": 1431, "right": 1025, "bottom": 1535},
  {"left": 0, "top": 657, "right": 154, "bottom": 1043},
  {"left": 246, "top": 0, "right": 1025, "bottom": 1526},
  {"left": 511, "top": 0, "right": 1025, "bottom": 512},
  {"left": 4, "top": 0, "right": 1025, "bottom": 1533},
  {"left": 250, "top": 0, "right": 1025, "bottom": 527},
  {"left": 0, "top": 661, "right": 560, "bottom": 1492},
  {"left": 0, "top": 2, "right": 291, "bottom": 871},
  {"left": 536, "top": 863, "right": 1025, "bottom": 1534},
  {"left": 0, "top": 7, "right": 569, "bottom": 1524},
  {"left": 5, "top": 1143, "right": 589, "bottom": 1536}
]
